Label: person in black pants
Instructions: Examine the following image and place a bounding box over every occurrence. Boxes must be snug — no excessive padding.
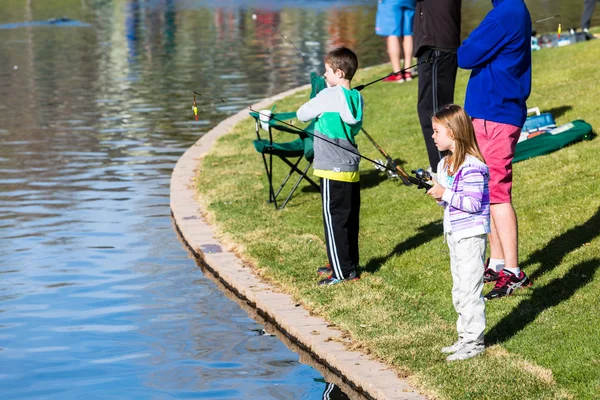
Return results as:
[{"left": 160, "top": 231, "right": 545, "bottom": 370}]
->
[
  {"left": 412, "top": 0, "right": 462, "bottom": 175},
  {"left": 582, "top": 0, "right": 598, "bottom": 32}
]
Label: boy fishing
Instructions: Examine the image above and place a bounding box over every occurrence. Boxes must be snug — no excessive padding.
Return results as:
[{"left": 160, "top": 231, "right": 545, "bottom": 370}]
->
[{"left": 296, "top": 47, "right": 364, "bottom": 286}]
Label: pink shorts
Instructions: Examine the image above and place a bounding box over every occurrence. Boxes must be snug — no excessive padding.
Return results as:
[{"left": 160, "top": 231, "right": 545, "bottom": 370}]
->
[{"left": 472, "top": 118, "right": 521, "bottom": 204}]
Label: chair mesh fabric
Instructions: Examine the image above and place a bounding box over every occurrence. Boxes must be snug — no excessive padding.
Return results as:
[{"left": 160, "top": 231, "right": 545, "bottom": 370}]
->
[{"left": 253, "top": 138, "right": 305, "bottom": 157}]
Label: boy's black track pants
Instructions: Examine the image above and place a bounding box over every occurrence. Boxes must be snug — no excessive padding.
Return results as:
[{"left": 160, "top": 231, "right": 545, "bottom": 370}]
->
[{"left": 320, "top": 178, "right": 360, "bottom": 280}]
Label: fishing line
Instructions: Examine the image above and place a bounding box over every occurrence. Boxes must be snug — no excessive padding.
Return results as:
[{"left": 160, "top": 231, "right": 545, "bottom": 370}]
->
[
  {"left": 249, "top": 13, "right": 444, "bottom": 92},
  {"left": 248, "top": 13, "right": 319, "bottom": 75},
  {"left": 533, "top": 14, "right": 561, "bottom": 38}
]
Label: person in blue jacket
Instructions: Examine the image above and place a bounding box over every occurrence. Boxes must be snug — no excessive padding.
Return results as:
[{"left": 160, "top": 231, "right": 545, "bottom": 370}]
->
[{"left": 457, "top": 0, "right": 533, "bottom": 300}]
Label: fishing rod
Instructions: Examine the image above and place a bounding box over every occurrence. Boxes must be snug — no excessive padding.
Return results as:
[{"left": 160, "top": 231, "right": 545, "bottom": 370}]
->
[
  {"left": 361, "top": 128, "right": 412, "bottom": 185},
  {"left": 362, "top": 127, "right": 432, "bottom": 190},
  {"left": 354, "top": 54, "right": 445, "bottom": 91},
  {"left": 247, "top": 106, "right": 433, "bottom": 191}
]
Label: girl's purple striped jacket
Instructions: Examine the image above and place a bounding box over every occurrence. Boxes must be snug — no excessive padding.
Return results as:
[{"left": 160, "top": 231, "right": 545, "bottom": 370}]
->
[{"left": 437, "top": 155, "right": 491, "bottom": 241}]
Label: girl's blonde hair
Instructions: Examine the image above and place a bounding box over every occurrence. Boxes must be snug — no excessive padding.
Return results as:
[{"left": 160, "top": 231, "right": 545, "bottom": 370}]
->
[{"left": 432, "top": 104, "right": 485, "bottom": 176}]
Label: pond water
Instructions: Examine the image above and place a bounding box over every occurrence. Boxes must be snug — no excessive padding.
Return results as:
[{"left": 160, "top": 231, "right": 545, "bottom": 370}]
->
[{"left": 0, "top": 0, "right": 594, "bottom": 399}]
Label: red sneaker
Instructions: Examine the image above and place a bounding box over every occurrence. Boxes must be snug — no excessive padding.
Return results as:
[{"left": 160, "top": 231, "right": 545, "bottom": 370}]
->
[
  {"left": 403, "top": 71, "right": 413, "bottom": 81},
  {"left": 382, "top": 73, "right": 403, "bottom": 82},
  {"left": 484, "top": 270, "right": 533, "bottom": 300}
]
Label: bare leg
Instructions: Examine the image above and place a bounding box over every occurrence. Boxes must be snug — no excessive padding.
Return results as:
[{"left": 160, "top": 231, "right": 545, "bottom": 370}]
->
[
  {"left": 489, "top": 203, "right": 518, "bottom": 270},
  {"left": 402, "top": 35, "right": 413, "bottom": 71},
  {"left": 386, "top": 35, "right": 401, "bottom": 72},
  {"left": 488, "top": 212, "right": 503, "bottom": 260}
]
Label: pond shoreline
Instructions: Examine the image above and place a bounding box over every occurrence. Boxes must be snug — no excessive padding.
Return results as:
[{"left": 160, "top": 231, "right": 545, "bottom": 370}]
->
[{"left": 170, "top": 83, "right": 425, "bottom": 400}]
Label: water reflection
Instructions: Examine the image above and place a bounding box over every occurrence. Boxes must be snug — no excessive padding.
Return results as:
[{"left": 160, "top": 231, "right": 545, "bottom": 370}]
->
[
  {"left": 322, "top": 383, "right": 351, "bottom": 400},
  {"left": 0, "top": 0, "right": 596, "bottom": 399}
]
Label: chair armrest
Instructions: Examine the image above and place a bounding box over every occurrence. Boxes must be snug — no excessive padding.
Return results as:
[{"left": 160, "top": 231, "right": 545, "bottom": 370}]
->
[{"left": 249, "top": 110, "right": 304, "bottom": 135}]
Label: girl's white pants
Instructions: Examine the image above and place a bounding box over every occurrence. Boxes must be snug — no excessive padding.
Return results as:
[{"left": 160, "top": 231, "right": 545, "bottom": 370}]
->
[{"left": 446, "top": 232, "right": 486, "bottom": 344}]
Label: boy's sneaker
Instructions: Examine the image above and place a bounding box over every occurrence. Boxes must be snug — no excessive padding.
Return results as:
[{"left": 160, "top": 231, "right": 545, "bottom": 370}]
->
[
  {"left": 441, "top": 338, "right": 464, "bottom": 354},
  {"left": 446, "top": 341, "right": 484, "bottom": 361},
  {"left": 403, "top": 71, "right": 413, "bottom": 81},
  {"left": 318, "top": 271, "right": 358, "bottom": 286},
  {"left": 484, "top": 269, "right": 533, "bottom": 300},
  {"left": 382, "top": 73, "right": 403, "bottom": 82},
  {"left": 317, "top": 263, "right": 332, "bottom": 275}
]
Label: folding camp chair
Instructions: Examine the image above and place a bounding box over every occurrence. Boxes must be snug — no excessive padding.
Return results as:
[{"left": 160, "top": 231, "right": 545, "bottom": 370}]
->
[{"left": 250, "top": 72, "right": 325, "bottom": 209}]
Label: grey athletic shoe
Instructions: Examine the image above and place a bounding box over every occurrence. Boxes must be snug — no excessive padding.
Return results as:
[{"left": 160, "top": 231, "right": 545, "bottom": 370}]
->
[
  {"left": 446, "top": 342, "right": 485, "bottom": 361},
  {"left": 441, "top": 339, "right": 465, "bottom": 354},
  {"left": 318, "top": 270, "right": 358, "bottom": 286},
  {"left": 317, "top": 263, "right": 332, "bottom": 275}
]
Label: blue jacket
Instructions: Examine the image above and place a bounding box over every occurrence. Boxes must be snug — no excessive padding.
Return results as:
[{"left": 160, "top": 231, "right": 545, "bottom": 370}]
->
[{"left": 458, "top": 0, "right": 532, "bottom": 127}]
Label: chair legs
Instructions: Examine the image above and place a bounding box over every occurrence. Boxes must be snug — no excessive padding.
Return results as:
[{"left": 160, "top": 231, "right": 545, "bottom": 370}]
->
[
  {"left": 273, "top": 156, "right": 304, "bottom": 201},
  {"left": 259, "top": 152, "right": 277, "bottom": 205},
  {"left": 254, "top": 120, "right": 318, "bottom": 209},
  {"left": 262, "top": 155, "right": 319, "bottom": 209},
  {"left": 278, "top": 161, "right": 315, "bottom": 209}
]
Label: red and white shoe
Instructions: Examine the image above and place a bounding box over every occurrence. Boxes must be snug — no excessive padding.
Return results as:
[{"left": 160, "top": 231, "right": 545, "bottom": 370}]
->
[
  {"left": 382, "top": 73, "right": 404, "bottom": 82},
  {"left": 484, "top": 269, "right": 533, "bottom": 300}
]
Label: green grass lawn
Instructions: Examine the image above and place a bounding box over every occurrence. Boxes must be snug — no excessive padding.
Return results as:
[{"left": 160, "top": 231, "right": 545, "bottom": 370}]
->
[{"left": 196, "top": 38, "right": 600, "bottom": 399}]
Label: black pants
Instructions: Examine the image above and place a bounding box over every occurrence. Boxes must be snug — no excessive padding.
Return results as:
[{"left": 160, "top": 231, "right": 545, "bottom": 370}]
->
[
  {"left": 582, "top": 0, "right": 598, "bottom": 30},
  {"left": 320, "top": 178, "right": 360, "bottom": 279},
  {"left": 417, "top": 49, "right": 458, "bottom": 173}
]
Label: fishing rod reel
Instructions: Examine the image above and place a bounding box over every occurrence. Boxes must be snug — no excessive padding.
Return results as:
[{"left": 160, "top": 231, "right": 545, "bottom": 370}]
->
[
  {"left": 410, "top": 168, "right": 433, "bottom": 191},
  {"left": 373, "top": 158, "right": 399, "bottom": 179}
]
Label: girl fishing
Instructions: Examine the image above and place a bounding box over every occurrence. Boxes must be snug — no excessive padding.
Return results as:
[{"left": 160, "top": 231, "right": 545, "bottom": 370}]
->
[{"left": 425, "top": 104, "right": 490, "bottom": 361}]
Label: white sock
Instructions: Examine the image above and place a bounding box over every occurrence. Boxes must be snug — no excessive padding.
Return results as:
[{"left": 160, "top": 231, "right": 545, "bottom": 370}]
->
[
  {"left": 505, "top": 267, "right": 521, "bottom": 276},
  {"left": 488, "top": 258, "right": 505, "bottom": 273}
]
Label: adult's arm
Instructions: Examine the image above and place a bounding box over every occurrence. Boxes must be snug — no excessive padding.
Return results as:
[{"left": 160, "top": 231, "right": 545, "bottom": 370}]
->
[{"left": 457, "top": 17, "right": 506, "bottom": 69}]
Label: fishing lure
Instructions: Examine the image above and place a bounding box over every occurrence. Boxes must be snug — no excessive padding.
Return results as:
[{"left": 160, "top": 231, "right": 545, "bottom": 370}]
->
[
  {"left": 534, "top": 14, "right": 561, "bottom": 39},
  {"left": 192, "top": 94, "right": 198, "bottom": 121}
]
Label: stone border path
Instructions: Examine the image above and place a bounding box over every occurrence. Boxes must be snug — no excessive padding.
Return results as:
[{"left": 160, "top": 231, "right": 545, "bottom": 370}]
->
[{"left": 170, "top": 85, "right": 426, "bottom": 400}]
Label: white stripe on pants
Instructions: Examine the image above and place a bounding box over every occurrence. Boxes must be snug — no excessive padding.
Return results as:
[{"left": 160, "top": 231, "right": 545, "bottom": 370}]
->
[
  {"left": 322, "top": 179, "right": 342, "bottom": 279},
  {"left": 447, "top": 232, "right": 486, "bottom": 344}
]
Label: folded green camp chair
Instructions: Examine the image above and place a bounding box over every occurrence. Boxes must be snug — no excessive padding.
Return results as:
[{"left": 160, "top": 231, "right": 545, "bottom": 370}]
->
[{"left": 250, "top": 73, "right": 326, "bottom": 209}]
